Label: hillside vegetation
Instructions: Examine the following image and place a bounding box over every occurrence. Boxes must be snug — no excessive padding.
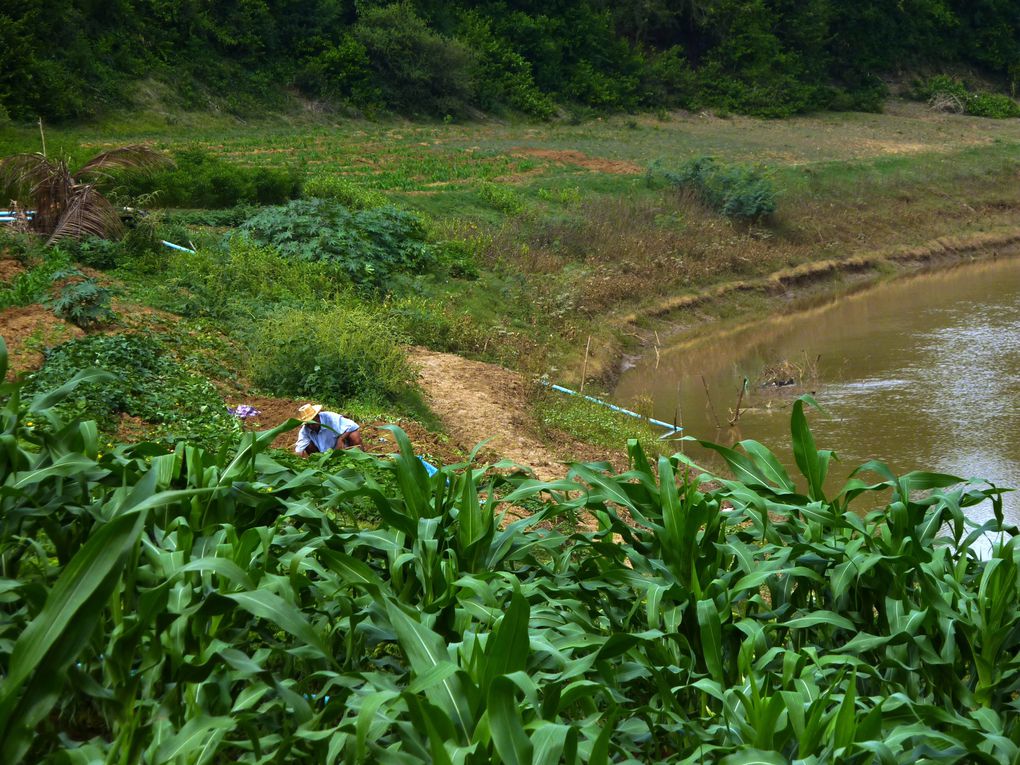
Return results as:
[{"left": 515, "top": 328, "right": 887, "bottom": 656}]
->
[{"left": 4, "top": 1, "right": 1020, "bottom": 122}]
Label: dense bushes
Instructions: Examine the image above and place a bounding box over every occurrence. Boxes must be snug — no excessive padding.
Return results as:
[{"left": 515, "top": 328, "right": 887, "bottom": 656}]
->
[
  {"left": 238, "top": 199, "right": 437, "bottom": 293},
  {"left": 163, "top": 237, "right": 339, "bottom": 320},
  {"left": 915, "top": 75, "right": 1020, "bottom": 118},
  {"left": 249, "top": 303, "right": 415, "bottom": 405},
  {"left": 119, "top": 148, "right": 301, "bottom": 208},
  {"left": 655, "top": 157, "right": 778, "bottom": 220}
]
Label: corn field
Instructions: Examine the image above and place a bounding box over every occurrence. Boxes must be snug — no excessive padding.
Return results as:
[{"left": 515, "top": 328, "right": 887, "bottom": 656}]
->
[{"left": 1, "top": 337, "right": 1018, "bottom": 764}]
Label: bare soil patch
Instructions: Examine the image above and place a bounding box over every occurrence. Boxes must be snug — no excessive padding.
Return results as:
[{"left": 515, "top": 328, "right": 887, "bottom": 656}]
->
[
  {"left": 0, "top": 259, "right": 25, "bottom": 283},
  {"left": 0, "top": 306, "right": 83, "bottom": 379},
  {"left": 510, "top": 148, "right": 641, "bottom": 175},
  {"left": 408, "top": 347, "right": 622, "bottom": 480}
]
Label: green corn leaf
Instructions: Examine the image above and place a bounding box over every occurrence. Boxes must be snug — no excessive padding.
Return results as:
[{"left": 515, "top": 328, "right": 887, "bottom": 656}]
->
[
  {"left": 29, "top": 368, "right": 114, "bottom": 412},
  {"left": 226, "top": 589, "right": 334, "bottom": 664},
  {"left": 0, "top": 336, "right": 7, "bottom": 382},
  {"left": 784, "top": 612, "right": 856, "bottom": 631},
  {"left": 531, "top": 722, "right": 576, "bottom": 765},
  {"left": 697, "top": 598, "right": 725, "bottom": 682},
  {"left": 153, "top": 714, "right": 234, "bottom": 764},
  {"left": 790, "top": 396, "right": 830, "bottom": 501},
  {"left": 481, "top": 587, "right": 530, "bottom": 693},
  {"left": 739, "top": 439, "right": 797, "bottom": 492},
  {"left": 8, "top": 453, "right": 99, "bottom": 489},
  {"left": 488, "top": 676, "right": 533, "bottom": 765},
  {"left": 0, "top": 505, "right": 148, "bottom": 763},
  {"left": 386, "top": 599, "right": 474, "bottom": 738},
  {"left": 697, "top": 440, "right": 774, "bottom": 489},
  {"left": 720, "top": 749, "right": 790, "bottom": 765}
]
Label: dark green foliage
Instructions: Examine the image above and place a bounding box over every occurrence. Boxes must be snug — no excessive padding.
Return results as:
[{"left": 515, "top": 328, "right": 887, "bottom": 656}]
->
[
  {"left": 119, "top": 148, "right": 301, "bottom": 209},
  {"left": 249, "top": 303, "right": 416, "bottom": 405},
  {"left": 351, "top": 3, "right": 476, "bottom": 117},
  {"left": 25, "top": 334, "right": 238, "bottom": 448},
  {"left": 238, "top": 199, "right": 438, "bottom": 293},
  {"left": 656, "top": 157, "right": 778, "bottom": 220},
  {"left": 3, "top": 1, "right": 1020, "bottom": 121},
  {"left": 915, "top": 75, "right": 1020, "bottom": 118},
  {"left": 48, "top": 273, "right": 114, "bottom": 328},
  {"left": 3, "top": 356, "right": 1018, "bottom": 763}
]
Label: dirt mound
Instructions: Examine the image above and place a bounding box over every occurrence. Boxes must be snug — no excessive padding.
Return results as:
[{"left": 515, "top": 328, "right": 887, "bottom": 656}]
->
[
  {"left": 0, "top": 306, "right": 83, "bottom": 379},
  {"left": 0, "top": 259, "right": 25, "bottom": 283},
  {"left": 511, "top": 148, "right": 642, "bottom": 175},
  {"left": 408, "top": 348, "right": 575, "bottom": 480}
]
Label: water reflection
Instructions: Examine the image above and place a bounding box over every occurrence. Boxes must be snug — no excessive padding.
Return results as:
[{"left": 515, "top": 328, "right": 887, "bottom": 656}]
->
[{"left": 614, "top": 256, "right": 1020, "bottom": 526}]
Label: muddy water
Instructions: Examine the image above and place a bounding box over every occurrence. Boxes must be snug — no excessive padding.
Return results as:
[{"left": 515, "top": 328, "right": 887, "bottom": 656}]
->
[{"left": 614, "top": 256, "right": 1020, "bottom": 527}]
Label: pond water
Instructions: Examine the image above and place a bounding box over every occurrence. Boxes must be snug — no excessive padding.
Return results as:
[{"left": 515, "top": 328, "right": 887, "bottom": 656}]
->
[{"left": 613, "top": 255, "right": 1020, "bottom": 528}]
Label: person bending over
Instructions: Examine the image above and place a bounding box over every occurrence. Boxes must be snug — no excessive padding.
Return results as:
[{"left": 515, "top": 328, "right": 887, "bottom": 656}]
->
[{"left": 294, "top": 403, "right": 362, "bottom": 457}]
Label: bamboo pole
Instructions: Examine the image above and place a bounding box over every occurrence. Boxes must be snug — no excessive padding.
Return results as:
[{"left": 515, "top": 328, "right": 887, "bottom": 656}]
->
[{"left": 579, "top": 335, "right": 591, "bottom": 394}]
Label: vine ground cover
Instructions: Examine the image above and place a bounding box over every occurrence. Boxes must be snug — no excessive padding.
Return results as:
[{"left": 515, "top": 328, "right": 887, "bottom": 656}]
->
[{"left": 2, "top": 337, "right": 1017, "bottom": 764}]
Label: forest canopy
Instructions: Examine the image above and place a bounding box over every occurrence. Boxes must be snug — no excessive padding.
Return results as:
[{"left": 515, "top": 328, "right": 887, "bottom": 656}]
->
[{"left": 2, "top": 0, "right": 1019, "bottom": 122}]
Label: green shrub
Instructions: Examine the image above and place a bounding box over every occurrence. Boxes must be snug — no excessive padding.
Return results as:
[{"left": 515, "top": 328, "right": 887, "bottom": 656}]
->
[
  {"left": 249, "top": 303, "right": 414, "bottom": 405},
  {"left": 237, "top": 199, "right": 437, "bottom": 293},
  {"left": 48, "top": 273, "right": 115, "bottom": 328},
  {"left": 967, "top": 91, "right": 1020, "bottom": 118},
  {"left": 164, "top": 237, "right": 337, "bottom": 320},
  {"left": 25, "top": 333, "right": 238, "bottom": 447},
  {"left": 914, "top": 75, "right": 1020, "bottom": 118},
  {"left": 0, "top": 248, "right": 73, "bottom": 309},
  {"left": 477, "top": 182, "right": 525, "bottom": 215},
  {"left": 119, "top": 148, "right": 302, "bottom": 208},
  {"left": 385, "top": 295, "right": 484, "bottom": 353},
  {"left": 655, "top": 157, "right": 777, "bottom": 220},
  {"left": 352, "top": 2, "right": 476, "bottom": 116},
  {"left": 302, "top": 175, "right": 389, "bottom": 209}
]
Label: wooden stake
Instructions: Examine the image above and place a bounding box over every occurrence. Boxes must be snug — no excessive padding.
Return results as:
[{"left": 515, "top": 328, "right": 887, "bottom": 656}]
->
[
  {"left": 701, "top": 375, "right": 721, "bottom": 429},
  {"left": 729, "top": 377, "right": 748, "bottom": 426},
  {"left": 38, "top": 118, "right": 46, "bottom": 157},
  {"left": 579, "top": 335, "right": 592, "bottom": 394}
]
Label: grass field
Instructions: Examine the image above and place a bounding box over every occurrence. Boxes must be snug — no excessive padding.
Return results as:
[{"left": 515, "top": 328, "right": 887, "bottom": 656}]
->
[{"left": 4, "top": 100, "right": 1020, "bottom": 384}]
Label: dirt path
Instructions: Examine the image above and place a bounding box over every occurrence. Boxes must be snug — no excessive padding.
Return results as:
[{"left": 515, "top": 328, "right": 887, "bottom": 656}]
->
[{"left": 409, "top": 348, "right": 568, "bottom": 480}]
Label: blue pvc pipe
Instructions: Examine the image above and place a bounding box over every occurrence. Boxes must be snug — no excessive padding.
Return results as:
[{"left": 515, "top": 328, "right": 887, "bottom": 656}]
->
[
  {"left": 162, "top": 240, "right": 196, "bottom": 253},
  {"left": 543, "top": 382, "right": 681, "bottom": 434}
]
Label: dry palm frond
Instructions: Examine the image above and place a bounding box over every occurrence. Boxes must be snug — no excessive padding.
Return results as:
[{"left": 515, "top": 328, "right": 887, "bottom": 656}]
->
[
  {"left": 0, "top": 153, "right": 56, "bottom": 201},
  {"left": 46, "top": 184, "right": 125, "bottom": 244},
  {"left": 77, "top": 144, "right": 172, "bottom": 180}
]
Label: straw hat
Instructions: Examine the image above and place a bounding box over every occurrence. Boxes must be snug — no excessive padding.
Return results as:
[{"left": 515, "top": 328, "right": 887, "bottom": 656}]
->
[{"left": 298, "top": 403, "right": 323, "bottom": 422}]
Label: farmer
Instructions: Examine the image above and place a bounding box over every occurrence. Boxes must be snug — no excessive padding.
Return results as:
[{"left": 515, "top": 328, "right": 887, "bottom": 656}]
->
[{"left": 294, "top": 403, "right": 362, "bottom": 457}]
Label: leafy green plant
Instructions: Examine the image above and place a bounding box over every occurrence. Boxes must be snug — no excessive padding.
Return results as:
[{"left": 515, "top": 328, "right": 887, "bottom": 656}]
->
[
  {"left": 249, "top": 302, "right": 415, "bottom": 405},
  {"left": 654, "top": 156, "right": 778, "bottom": 220},
  {"left": 48, "top": 272, "right": 115, "bottom": 328},
  {"left": 237, "top": 199, "right": 438, "bottom": 293},
  {"left": 162, "top": 236, "right": 338, "bottom": 320},
  {"left": 24, "top": 333, "right": 239, "bottom": 447},
  {"left": 118, "top": 147, "right": 301, "bottom": 208},
  {"left": 477, "top": 181, "right": 526, "bottom": 215},
  {"left": 302, "top": 174, "right": 389, "bottom": 209}
]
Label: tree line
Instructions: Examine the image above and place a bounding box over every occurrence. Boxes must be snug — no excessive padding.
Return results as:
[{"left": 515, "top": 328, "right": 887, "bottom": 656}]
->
[{"left": 2, "top": 0, "right": 1019, "bottom": 122}]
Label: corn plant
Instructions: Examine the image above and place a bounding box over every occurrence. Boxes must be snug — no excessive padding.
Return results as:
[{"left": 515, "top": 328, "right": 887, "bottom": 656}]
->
[{"left": 1, "top": 336, "right": 1017, "bottom": 764}]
